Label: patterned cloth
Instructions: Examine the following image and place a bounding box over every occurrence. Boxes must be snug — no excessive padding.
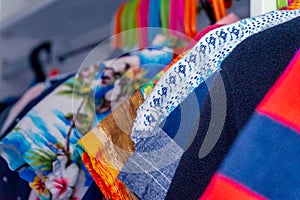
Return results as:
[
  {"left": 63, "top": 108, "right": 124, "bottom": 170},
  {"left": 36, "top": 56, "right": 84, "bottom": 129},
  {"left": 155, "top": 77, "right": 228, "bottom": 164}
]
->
[
  {"left": 78, "top": 23, "right": 221, "bottom": 199},
  {"left": 122, "top": 10, "right": 300, "bottom": 200},
  {"left": 79, "top": 25, "right": 227, "bottom": 198},
  {"left": 0, "top": 43, "right": 176, "bottom": 200},
  {"left": 77, "top": 54, "right": 184, "bottom": 200},
  {"left": 165, "top": 16, "right": 300, "bottom": 200},
  {"left": 131, "top": 10, "right": 300, "bottom": 144},
  {"left": 201, "top": 49, "right": 300, "bottom": 200}
]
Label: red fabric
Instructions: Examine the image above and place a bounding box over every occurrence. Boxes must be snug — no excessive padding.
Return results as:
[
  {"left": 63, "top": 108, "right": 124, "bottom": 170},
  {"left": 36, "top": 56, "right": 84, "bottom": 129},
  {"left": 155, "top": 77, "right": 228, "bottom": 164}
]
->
[
  {"left": 258, "top": 51, "right": 300, "bottom": 133},
  {"left": 201, "top": 174, "right": 266, "bottom": 200}
]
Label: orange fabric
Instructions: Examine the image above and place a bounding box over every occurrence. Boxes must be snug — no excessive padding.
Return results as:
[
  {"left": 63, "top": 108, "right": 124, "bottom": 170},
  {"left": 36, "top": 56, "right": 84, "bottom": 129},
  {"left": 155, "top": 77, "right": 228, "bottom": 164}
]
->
[
  {"left": 200, "top": 174, "right": 266, "bottom": 200},
  {"left": 257, "top": 52, "right": 300, "bottom": 133},
  {"left": 82, "top": 152, "right": 132, "bottom": 200}
]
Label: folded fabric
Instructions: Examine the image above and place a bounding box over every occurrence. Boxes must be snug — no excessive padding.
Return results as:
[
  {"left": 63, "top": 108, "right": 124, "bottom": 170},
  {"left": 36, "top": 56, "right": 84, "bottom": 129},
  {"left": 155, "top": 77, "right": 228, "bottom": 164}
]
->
[
  {"left": 131, "top": 10, "right": 300, "bottom": 145},
  {"left": 166, "top": 16, "right": 300, "bottom": 199},
  {"left": 201, "top": 49, "right": 300, "bottom": 200},
  {"left": 0, "top": 43, "right": 175, "bottom": 199}
]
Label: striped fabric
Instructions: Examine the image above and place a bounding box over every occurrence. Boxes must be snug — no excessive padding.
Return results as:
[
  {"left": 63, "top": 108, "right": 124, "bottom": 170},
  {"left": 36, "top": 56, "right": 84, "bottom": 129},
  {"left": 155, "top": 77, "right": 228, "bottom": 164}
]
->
[{"left": 200, "top": 49, "right": 300, "bottom": 199}]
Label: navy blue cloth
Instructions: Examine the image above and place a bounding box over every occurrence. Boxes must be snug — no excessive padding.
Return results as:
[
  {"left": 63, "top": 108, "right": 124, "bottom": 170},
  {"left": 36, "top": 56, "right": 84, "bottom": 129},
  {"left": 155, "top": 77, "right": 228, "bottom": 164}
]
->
[
  {"left": 0, "top": 156, "right": 31, "bottom": 200},
  {"left": 0, "top": 99, "right": 30, "bottom": 200},
  {"left": 0, "top": 97, "right": 19, "bottom": 114},
  {"left": 82, "top": 181, "right": 104, "bottom": 200},
  {"left": 165, "top": 17, "right": 300, "bottom": 200},
  {"left": 0, "top": 105, "right": 13, "bottom": 136}
]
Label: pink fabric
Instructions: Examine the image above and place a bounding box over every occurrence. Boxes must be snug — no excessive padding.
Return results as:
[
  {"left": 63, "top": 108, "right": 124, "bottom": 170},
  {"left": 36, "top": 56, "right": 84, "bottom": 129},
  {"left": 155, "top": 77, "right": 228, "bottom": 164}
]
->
[
  {"left": 169, "top": 0, "right": 179, "bottom": 32},
  {"left": 1, "top": 83, "right": 45, "bottom": 134},
  {"left": 215, "top": 12, "right": 240, "bottom": 25},
  {"left": 185, "top": 12, "right": 240, "bottom": 51}
]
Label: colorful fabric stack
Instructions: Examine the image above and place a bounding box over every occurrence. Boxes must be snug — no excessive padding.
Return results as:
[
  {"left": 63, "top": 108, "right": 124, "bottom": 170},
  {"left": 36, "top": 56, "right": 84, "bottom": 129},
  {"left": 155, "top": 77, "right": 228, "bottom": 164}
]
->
[{"left": 201, "top": 49, "right": 300, "bottom": 199}]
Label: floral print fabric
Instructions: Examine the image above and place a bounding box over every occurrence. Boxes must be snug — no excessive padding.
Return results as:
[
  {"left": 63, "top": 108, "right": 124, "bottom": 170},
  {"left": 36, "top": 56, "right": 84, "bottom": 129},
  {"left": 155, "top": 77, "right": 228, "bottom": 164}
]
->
[
  {"left": 77, "top": 53, "right": 185, "bottom": 200},
  {"left": 0, "top": 38, "right": 177, "bottom": 199}
]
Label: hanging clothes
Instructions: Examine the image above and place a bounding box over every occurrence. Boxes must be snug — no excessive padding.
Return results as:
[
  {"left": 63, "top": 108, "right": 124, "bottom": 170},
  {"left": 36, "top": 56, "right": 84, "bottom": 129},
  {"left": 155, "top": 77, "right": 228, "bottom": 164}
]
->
[
  {"left": 201, "top": 48, "right": 300, "bottom": 200},
  {"left": 0, "top": 40, "right": 176, "bottom": 200},
  {"left": 166, "top": 16, "right": 300, "bottom": 200},
  {"left": 0, "top": 73, "right": 74, "bottom": 138},
  {"left": 118, "top": 10, "right": 300, "bottom": 200},
  {"left": 131, "top": 10, "right": 300, "bottom": 144},
  {"left": 78, "top": 23, "right": 225, "bottom": 199},
  {"left": 1, "top": 82, "right": 46, "bottom": 134}
]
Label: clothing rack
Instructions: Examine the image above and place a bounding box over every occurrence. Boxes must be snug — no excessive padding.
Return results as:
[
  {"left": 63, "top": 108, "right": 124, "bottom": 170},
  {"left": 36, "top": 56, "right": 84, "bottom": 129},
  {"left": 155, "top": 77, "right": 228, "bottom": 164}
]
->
[{"left": 57, "top": 37, "right": 109, "bottom": 62}]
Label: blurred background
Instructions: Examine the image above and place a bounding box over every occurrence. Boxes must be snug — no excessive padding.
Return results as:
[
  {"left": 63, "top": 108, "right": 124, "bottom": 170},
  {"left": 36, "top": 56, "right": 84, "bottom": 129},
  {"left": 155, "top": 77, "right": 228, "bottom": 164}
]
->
[{"left": 0, "top": 0, "right": 249, "bottom": 99}]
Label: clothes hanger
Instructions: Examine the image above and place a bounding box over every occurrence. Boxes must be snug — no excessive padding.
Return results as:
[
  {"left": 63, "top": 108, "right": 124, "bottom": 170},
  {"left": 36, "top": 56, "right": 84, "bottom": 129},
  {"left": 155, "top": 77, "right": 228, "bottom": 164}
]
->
[
  {"left": 199, "top": 0, "right": 217, "bottom": 24},
  {"left": 179, "top": 0, "right": 186, "bottom": 33},
  {"left": 138, "top": 0, "right": 150, "bottom": 48},
  {"left": 127, "top": 0, "right": 140, "bottom": 49},
  {"left": 120, "top": 1, "right": 131, "bottom": 49},
  {"left": 184, "top": 0, "right": 198, "bottom": 38},
  {"left": 29, "top": 41, "right": 52, "bottom": 83},
  {"left": 160, "top": 0, "right": 170, "bottom": 35},
  {"left": 184, "top": 0, "right": 192, "bottom": 37},
  {"left": 112, "top": 2, "right": 127, "bottom": 49},
  {"left": 276, "top": 0, "right": 288, "bottom": 9},
  {"left": 211, "top": 0, "right": 226, "bottom": 21},
  {"left": 190, "top": 0, "right": 198, "bottom": 37},
  {"left": 169, "top": 0, "right": 183, "bottom": 38},
  {"left": 169, "top": 0, "right": 177, "bottom": 34},
  {"left": 148, "top": 0, "right": 161, "bottom": 44}
]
